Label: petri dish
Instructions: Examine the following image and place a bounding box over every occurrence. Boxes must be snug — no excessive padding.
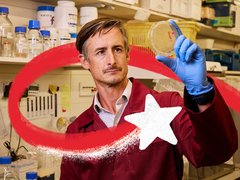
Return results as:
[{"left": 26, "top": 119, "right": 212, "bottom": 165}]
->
[{"left": 149, "top": 20, "right": 181, "bottom": 57}]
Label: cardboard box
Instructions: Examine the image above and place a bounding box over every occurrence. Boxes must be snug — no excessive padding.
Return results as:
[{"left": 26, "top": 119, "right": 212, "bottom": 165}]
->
[
  {"left": 210, "top": 3, "right": 236, "bottom": 27},
  {"left": 114, "top": 0, "right": 138, "bottom": 5},
  {"left": 196, "top": 39, "right": 215, "bottom": 49},
  {"left": 187, "top": 0, "right": 202, "bottom": 20},
  {"left": 170, "top": 0, "right": 188, "bottom": 18},
  {"left": 140, "top": 0, "right": 170, "bottom": 14},
  {"left": 231, "top": 4, "right": 240, "bottom": 33},
  {"left": 170, "top": 0, "right": 201, "bottom": 20},
  {"left": 206, "top": 0, "right": 233, "bottom": 3}
]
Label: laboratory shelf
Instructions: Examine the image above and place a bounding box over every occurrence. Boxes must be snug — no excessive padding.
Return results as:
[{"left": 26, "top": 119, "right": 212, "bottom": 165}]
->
[
  {"left": 197, "top": 23, "right": 240, "bottom": 43},
  {"left": 0, "top": 57, "right": 83, "bottom": 69},
  {"left": 30, "top": 0, "right": 240, "bottom": 43},
  {"left": 0, "top": 57, "right": 30, "bottom": 64}
]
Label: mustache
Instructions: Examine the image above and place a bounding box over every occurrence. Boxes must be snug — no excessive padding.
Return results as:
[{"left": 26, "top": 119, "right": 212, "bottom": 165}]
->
[{"left": 103, "top": 65, "right": 122, "bottom": 73}]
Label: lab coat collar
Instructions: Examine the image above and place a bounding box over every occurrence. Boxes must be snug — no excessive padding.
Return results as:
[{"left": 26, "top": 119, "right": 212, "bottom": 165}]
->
[{"left": 75, "top": 77, "right": 151, "bottom": 131}]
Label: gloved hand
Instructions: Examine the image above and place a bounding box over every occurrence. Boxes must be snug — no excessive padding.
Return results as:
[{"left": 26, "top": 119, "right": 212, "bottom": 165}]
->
[{"left": 155, "top": 20, "right": 213, "bottom": 96}]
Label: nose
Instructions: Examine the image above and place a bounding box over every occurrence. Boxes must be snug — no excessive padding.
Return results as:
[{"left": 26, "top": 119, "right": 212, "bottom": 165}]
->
[{"left": 106, "top": 50, "right": 116, "bottom": 65}]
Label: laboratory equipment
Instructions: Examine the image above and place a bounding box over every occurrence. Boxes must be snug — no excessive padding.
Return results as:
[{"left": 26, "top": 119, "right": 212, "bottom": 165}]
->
[
  {"left": 0, "top": 156, "right": 20, "bottom": 180},
  {"left": 37, "top": 6, "right": 55, "bottom": 29},
  {"left": 125, "top": 20, "right": 180, "bottom": 57},
  {"left": 0, "top": 7, "right": 13, "bottom": 57},
  {"left": 14, "top": 26, "right": 28, "bottom": 58},
  {"left": 27, "top": 20, "right": 42, "bottom": 58},
  {"left": 40, "top": 30, "right": 51, "bottom": 51},
  {"left": 149, "top": 20, "right": 180, "bottom": 57},
  {"left": 54, "top": 1, "right": 77, "bottom": 33}
]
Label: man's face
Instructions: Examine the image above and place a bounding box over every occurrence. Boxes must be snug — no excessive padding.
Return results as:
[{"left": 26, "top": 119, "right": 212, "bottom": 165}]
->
[{"left": 81, "top": 27, "right": 129, "bottom": 87}]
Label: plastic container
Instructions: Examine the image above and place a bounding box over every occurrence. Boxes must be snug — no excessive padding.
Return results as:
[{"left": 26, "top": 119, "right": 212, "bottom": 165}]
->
[
  {"left": 0, "top": 7, "right": 13, "bottom": 57},
  {"left": 58, "top": 28, "right": 71, "bottom": 45},
  {"left": 27, "top": 20, "right": 43, "bottom": 58},
  {"left": 196, "top": 39, "right": 215, "bottom": 49},
  {"left": 124, "top": 21, "right": 179, "bottom": 57},
  {"left": 54, "top": 1, "right": 78, "bottom": 33},
  {"left": 26, "top": 171, "right": 37, "bottom": 180},
  {"left": 40, "top": 30, "right": 51, "bottom": 51},
  {"left": 79, "top": 7, "right": 98, "bottom": 26},
  {"left": 0, "top": 156, "right": 20, "bottom": 180},
  {"left": 124, "top": 22, "right": 153, "bottom": 50},
  {"left": 177, "top": 21, "right": 200, "bottom": 42},
  {"left": 37, "top": 6, "right": 55, "bottom": 29},
  {"left": 14, "top": 26, "right": 28, "bottom": 58}
]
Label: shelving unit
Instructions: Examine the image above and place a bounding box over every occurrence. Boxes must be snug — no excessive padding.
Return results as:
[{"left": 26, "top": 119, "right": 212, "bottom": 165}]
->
[
  {"left": 30, "top": 0, "right": 240, "bottom": 44},
  {"left": 0, "top": 57, "right": 30, "bottom": 64},
  {"left": 1, "top": 0, "right": 240, "bottom": 68}
]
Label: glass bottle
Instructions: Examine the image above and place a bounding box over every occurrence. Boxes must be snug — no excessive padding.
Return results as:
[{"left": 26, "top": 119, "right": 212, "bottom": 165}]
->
[
  {"left": 47, "top": 27, "right": 58, "bottom": 48},
  {"left": 40, "top": 30, "right": 51, "bottom": 51},
  {"left": 27, "top": 20, "right": 43, "bottom": 59},
  {"left": 0, "top": 7, "right": 13, "bottom": 57},
  {"left": 14, "top": 26, "right": 28, "bottom": 58},
  {"left": 58, "top": 29, "right": 70, "bottom": 45},
  {"left": 70, "top": 33, "right": 77, "bottom": 43},
  {"left": 0, "top": 156, "right": 20, "bottom": 180}
]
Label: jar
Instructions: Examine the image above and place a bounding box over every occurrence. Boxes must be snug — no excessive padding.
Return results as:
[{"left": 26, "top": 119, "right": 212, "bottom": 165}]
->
[
  {"left": 0, "top": 156, "right": 20, "bottom": 180},
  {"left": 70, "top": 33, "right": 77, "bottom": 43},
  {"left": 58, "top": 29, "right": 70, "bottom": 45},
  {"left": 37, "top": 6, "right": 55, "bottom": 29},
  {"left": 40, "top": 30, "right": 51, "bottom": 51},
  {"left": 14, "top": 26, "right": 28, "bottom": 58},
  {"left": 54, "top": 1, "right": 78, "bottom": 33},
  {"left": 0, "top": 7, "right": 13, "bottom": 57},
  {"left": 27, "top": 20, "right": 43, "bottom": 58},
  {"left": 79, "top": 6, "right": 98, "bottom": 26}
]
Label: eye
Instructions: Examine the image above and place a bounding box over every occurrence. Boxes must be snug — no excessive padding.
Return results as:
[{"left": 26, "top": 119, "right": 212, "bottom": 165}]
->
[
  {"left": 96, "top": 49, "right": 105, "bottom": 56},
  {"left": 115, "top": 47, "right": 123, "bottom": 54}
]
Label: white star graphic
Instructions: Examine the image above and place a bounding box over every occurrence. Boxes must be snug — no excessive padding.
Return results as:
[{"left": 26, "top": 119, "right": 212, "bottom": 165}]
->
[{"left": 124, "top": 94, "right": 182, "bottom": 150}]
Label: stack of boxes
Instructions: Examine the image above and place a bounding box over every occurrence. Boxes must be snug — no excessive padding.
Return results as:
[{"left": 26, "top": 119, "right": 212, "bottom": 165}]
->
[
  {"left": 139, "top": 0, "right": 202, "bottom": 21},
  {"left": 202, "top": 0, "right": 240, "bottom": 32},
  {"left": 203, "top": 0, "right": 236, "bottom": 27},
  {"left": 120, "top": 0, "right": 240, "bottom": 71},
  {"left": 201, "top": 0, "right": 240, "bottom": 71},
  {"left": 204, "top": 49, "right": 240, "bottom": 71}
]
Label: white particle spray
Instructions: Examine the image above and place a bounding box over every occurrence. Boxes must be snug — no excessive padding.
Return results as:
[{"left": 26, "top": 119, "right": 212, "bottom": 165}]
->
[{"left": 36, "top": 128, "right": 140, "bottom": 161}]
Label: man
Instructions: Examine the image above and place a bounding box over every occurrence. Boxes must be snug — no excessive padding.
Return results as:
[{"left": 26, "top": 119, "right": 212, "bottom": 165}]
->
[{"left": 60, "top": 17, "right": 237, "bottom": 180}]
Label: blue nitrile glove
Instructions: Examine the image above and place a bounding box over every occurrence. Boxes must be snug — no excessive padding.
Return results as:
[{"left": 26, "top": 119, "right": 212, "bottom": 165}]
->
[{"left": 155, "top": 20, "right": 213, "bottom": 96}]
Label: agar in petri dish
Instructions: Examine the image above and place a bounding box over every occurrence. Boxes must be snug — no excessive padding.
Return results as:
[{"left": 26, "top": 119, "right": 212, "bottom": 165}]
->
[{"left": 149, "top": 20, "right": 180, "bottom": 57}]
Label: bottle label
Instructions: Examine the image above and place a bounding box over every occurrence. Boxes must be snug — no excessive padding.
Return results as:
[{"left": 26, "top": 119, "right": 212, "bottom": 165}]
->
[
  {"left": 59, "top": 37, "right": 70, "bottom": 45},
  {"left": 67, "top": 13, "right": 77, "bottom": 33},
  {"left": 28, "top": 38, "right": 43, "bottom": 57},
  {"left": 15, "top": 39, "right": 28, "bottom": 58}
]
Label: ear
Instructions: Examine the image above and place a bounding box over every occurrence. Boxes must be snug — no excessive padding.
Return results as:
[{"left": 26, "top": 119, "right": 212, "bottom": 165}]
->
[{"left": 79, "top": 54, "right": 90, "bottom": 70}]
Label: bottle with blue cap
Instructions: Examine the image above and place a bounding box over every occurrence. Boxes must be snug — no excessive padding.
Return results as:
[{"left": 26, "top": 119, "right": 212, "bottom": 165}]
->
[
  {"left": 37, "top": 6, "right": 55, "bottom": 29},
  {"left": 40, "top": 30, "right": 51, "bottom": 51},
  {"left": 0, "top": 156, "right": 20, "bottom": 180},
  {"left": 27, "top": 20, "right": 43, "bottom": 58},
  {"left": 26, "top": 171, "right": 37, "bottom": 180},
  {"left": 70, "top": 33, "right": 77, "bottom": 43},
  {"left": 0, "top": 7, "right": 13, "bottom": 57},
  {"left": 14, "top": 26, "right": 28, "bottom": 58}
]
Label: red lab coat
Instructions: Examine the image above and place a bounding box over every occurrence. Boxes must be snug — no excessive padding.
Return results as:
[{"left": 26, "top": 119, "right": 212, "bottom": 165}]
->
[{"left": 60, "top": 78, "right": 237, "bottom": 180}]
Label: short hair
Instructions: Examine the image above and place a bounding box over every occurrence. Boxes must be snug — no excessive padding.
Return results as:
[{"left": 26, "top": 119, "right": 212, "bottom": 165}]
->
[{"left": 76, "top": 17, "right": 129, "bottom": 57}]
